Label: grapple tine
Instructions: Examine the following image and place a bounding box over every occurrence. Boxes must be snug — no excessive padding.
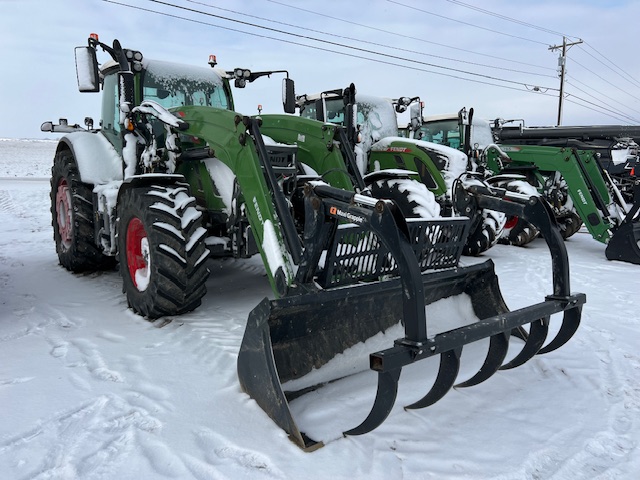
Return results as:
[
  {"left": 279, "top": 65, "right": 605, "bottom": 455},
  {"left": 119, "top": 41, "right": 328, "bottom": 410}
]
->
[
  {"left": 343, "top": 368, "right": 401, "bottom": 437},
  {"left": 538, "top": 305, "right": 582, "bottom": 354},
  {"left": 500, "top": 318, "right": 548, "bottom": 370},
  {"left": 455, "top": 332, "right": 509, "bottom": 388},
  {"left": 405, "top": 348, "right": 462, "bottom": 410}
]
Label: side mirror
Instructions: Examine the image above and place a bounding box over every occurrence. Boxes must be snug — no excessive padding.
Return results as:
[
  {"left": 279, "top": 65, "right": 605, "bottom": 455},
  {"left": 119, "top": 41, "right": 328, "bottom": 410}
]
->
[
  {"left": 40, "top": 121, "right": 53, "bottom": 132},
  {"left": 314, "top": 99, "right": 325, "bottom": 122},
  {"left": 75, "top": 46, "right": 100, "bottom": 92},
  {"left": 409, "top": 102, "right": 422, "bottom": 130},
  {"left": 458, "top": 107, "right": 469, "bottom": 126},
  {"left": 282, "top": 78, "right": 296, "bottom": 114}
]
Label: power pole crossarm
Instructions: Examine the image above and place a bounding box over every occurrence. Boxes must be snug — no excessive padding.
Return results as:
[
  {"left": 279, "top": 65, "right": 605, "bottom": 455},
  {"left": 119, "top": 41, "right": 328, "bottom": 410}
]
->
[{"left": 549, "top": 36, "right": 583, "bottom": 126}]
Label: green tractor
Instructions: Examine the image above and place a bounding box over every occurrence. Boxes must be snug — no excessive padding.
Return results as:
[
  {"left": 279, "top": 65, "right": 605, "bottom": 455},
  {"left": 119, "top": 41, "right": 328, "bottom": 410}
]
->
[
  {"left": 413, "top": 108, "right": 640, "bottom": 264},
  {"left": 41, "top": 35, "right": 585, "bottom": 450},
  {"left": 294, "top": 84, "right": 519, "bottom": 256},
  {"left": 492, "top": 121, "right": 639, "bottom": 203}
]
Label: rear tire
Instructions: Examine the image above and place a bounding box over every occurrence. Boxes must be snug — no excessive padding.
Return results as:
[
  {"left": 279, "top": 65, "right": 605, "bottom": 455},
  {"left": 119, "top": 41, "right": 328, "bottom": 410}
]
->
[
  {"left": 117, "top": 184, "right": 210, "bottom": 318},
  {"left": 51, "top": 149, "right": 116, "bottom": 272}
]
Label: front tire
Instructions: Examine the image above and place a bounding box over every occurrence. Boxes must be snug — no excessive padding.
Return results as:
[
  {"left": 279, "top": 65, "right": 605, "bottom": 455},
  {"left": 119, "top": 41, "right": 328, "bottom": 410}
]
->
[
  {"left": 368, "top": 178, "right": 440, "bottom": 219},
  {"left": 51, "top": 149, "right": 115, "bottom": 272},
  {"left": 463, "top": 208, "right": 505, "bottom": 256},
  {"left": 542, "top": 172, "right": 583, "bottom": 240},
  {"left": 117, "top": 184, "right": 210, "bottom": 318},
  {"left": 495, "top": 179, "right": 540, "bottom": 247}
]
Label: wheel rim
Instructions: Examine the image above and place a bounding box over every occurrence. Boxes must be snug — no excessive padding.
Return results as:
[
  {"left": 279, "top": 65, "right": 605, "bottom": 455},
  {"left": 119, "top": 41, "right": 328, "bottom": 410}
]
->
[
  {"left": 126, "top": 217, "right": 151, "bottom": 292},
  {"left": 55, "top": 178, "right": 73, "bottom": 251},
  {"left": 504, "top": 216, "right": 519, "bottom": 230}
]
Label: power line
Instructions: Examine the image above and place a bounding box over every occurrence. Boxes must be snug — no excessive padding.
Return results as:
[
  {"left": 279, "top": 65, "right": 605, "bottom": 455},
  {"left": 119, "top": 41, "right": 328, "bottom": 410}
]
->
[
  {"left": 266, "top": 0, "right": 555, "bottom": 72},
  {"left": 564, "top": 97, "right": 635, "bottom": 124},
  {"left": 564, "top": 90, "right": 639, "bottom": 123},
  {"left": 566, "top": 76, "right": 640, "bottom": 119},
  {"left": 100, "top": 0, "right": 558, "bottom": 97},
  {"left": 578, "top": 42, "right": 640, "bottom": 91},
  {"left": 184, "top": 0, "right": 556, "bottom": 79},
  {"left": 387, "top": 0, "right": 550, "bottom": 46},
  {"left": 137, "top": 0, "right": 559, "bottom": 91},
  {"left": 570, "top": 57, "right": 640, "bottom": 104},
  {"left": 564, "top": 82, "right": 640, "bottom": 123},
  {"left": 443, "top": 0, "right": 579, "bottom": 39}
]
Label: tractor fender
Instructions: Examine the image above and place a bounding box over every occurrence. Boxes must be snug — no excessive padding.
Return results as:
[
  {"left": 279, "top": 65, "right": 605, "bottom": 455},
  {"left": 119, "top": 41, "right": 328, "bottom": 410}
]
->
[
  {"left": 362, "top": 168, "right": 416, "bottom": 185},
  {"left": 56, "top": 131, "right": 124, "bottom": 185},
  {"left": 485, "top": 173, "right": 528, "bottom": 184},
  {"left": 116, "top": 174, "right": 188, "bottom": 204}
]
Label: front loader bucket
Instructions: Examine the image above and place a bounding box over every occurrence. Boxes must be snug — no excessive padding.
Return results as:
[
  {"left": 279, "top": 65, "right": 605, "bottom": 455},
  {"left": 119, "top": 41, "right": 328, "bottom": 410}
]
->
[
  {"left": 605, "top": 184, "right": 640, "bottom": 264},
  {"left": 237, "top": 184, "right": 585, "bottom": 451},
  {"left": 605, "top": 220, "right": 640, "bottom": 264},
  {"left": 238, "top": 261, "right": 509, "bottom": 450}
]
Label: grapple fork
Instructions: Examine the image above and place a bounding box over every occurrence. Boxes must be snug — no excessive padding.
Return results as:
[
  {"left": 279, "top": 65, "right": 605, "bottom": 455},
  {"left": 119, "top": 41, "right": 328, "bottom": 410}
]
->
[{"left": 237, "top": 183, "right": 585, "bottom": 450}]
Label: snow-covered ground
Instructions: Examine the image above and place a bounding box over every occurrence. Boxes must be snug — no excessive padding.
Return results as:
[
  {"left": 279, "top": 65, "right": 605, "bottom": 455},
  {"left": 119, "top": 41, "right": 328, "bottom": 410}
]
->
[{"left": 1, "top": 138, "right": 638, "bottom": 479}]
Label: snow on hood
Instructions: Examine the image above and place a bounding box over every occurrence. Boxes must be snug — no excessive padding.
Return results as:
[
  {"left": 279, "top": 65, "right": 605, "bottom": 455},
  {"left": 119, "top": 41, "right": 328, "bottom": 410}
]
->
[{"left": 372, "top": 136, "right": 468, "bottom": 193}]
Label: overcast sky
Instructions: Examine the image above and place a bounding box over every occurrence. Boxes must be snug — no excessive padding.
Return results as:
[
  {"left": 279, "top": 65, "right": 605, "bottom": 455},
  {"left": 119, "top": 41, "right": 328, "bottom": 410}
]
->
[{"left": 2, "top": 0, "right": 640, "bottom": 139}]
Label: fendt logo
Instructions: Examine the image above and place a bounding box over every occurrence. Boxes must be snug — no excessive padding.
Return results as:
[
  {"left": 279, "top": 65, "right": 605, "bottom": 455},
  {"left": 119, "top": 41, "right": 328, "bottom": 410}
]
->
[
  {"left": 385, "top": 146, "right": 411, "bottom": 153},
  {"left": 577, "top": 189, "right": 588, "bottom": 205},
  {"left": 329, "top": 206, "right": 365, "bottom": 224}
]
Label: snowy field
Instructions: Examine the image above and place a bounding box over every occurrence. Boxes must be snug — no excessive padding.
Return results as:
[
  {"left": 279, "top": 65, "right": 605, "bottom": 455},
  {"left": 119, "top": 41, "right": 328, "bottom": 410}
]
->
[{"left": 0, "top": 138, "right": 638, "bottom": 479}]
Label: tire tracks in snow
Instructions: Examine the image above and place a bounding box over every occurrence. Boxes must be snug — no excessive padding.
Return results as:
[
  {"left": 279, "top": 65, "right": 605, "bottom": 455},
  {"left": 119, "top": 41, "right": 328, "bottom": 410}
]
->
[{"left": 509, "top": 326, "right": 639, "bottom": 479}]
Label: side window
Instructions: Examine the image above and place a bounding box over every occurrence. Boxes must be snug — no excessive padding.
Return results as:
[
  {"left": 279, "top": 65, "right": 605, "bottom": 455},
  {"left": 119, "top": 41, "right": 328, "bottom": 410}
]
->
[{"left": 101, "top": 73, "right": 122, "bottom": 150}]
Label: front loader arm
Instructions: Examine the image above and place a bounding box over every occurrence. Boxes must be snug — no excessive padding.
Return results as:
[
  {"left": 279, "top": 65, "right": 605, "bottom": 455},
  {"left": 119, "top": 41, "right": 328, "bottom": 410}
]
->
[
  {"left": 489, "top": 145, "right": 614, "bottom": 243},
  {"left": 172, "top": 106, "right": 297, "bottom": 296},
  {"left": 258, "top": 114, "right": 356, "bottom": 191}
]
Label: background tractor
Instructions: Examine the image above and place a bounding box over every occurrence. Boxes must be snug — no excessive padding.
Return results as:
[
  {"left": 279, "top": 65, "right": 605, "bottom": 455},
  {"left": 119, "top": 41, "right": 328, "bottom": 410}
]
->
[
  {"left": 492, "top": 122, "right": 639, "bottom": 203},
  {"left": 294, "top": 84, "right": 510, "bottom": 256},
  {"left": 412, "top": 108, "right": 640, "bottom": 264}
]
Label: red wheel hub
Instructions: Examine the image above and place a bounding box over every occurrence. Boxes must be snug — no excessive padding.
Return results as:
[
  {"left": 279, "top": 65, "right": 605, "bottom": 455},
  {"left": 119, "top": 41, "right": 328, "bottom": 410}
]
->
[
  {"left": 55, "top": 178, "right": 73, "bottom": 250},
  {"left": 126, "top": 217, "right": 151, "bottom": 291},
  {"left": 504, "top": 216, "right": 519, "bottom": 230}
]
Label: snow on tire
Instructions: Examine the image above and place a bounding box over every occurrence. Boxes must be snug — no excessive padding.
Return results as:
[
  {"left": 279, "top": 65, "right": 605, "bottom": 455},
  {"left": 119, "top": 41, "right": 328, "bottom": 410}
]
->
[
  {"left": 50, "top": 149, "right": 116, "bottom": 272},
  {"left": 368, "top": 178, "right": 440, "bottom": 219},
  {"left": 496, "top": 180, "right": 540, "bottom": 247},
  {"left": 542, "top": 171, "right": 583, "bottom": 240},
  {"left": 463, "top": 208, "right": 505, "bottom": 256},
  {"left": 117, "top": 184, "right": 210, "bottom": 318}
]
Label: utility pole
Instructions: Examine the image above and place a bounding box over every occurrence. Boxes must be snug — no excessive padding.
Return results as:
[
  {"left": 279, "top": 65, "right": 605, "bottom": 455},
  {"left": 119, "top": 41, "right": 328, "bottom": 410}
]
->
[{"left": 549, "top": 36, "right": 583, "bottom": 126}]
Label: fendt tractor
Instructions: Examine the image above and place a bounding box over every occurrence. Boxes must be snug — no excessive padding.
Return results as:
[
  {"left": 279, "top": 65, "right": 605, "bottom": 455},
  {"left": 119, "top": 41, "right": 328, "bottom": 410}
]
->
[
  {"left": 412, "top": 109, "right": 640, "bottom": 265},
  {"left": 293, "top": 85, "right": 510, "bottom": 256},
  {"left": 42, "top": 35, "right": 585, "bottom": 451}
]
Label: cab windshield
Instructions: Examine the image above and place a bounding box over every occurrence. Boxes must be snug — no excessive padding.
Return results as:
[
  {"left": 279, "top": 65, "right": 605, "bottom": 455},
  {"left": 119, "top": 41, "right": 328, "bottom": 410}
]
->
[
  {"left": 142, "top": 59, "right": 231, "bottom": 110},
  {"left": 418, "top": 120, "right": 461, "bottom": 149}
]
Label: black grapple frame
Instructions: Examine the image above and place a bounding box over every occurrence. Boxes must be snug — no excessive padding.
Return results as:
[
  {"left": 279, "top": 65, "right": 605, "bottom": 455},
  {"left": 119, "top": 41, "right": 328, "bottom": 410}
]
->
[{"left": 237, "top": 182, "right": 586, "bottom": 451}]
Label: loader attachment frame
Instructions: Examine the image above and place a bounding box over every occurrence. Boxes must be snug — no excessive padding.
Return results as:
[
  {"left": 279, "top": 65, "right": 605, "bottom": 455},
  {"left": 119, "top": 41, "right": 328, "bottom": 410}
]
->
[
  {"left": 605, "top": 180, "right": 640, "bottom": 264},
  {"left": 237, "top": 182, "right": 585, "bottom": 451}
]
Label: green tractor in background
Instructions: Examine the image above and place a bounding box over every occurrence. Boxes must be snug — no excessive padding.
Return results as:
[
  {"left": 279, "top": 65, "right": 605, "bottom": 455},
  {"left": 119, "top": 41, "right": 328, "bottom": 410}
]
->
[
  {"left": 294, "top": 84, "right": 511, "bottom": 256},
  {"left": 40, "top": 35, "right": 586, "bottom": 450},
  {"left": 413, "top": 108, "right": 640, "bottom": 264},
  {"left": 492, "top": 121, "right": 639, "bottom": 203}
]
